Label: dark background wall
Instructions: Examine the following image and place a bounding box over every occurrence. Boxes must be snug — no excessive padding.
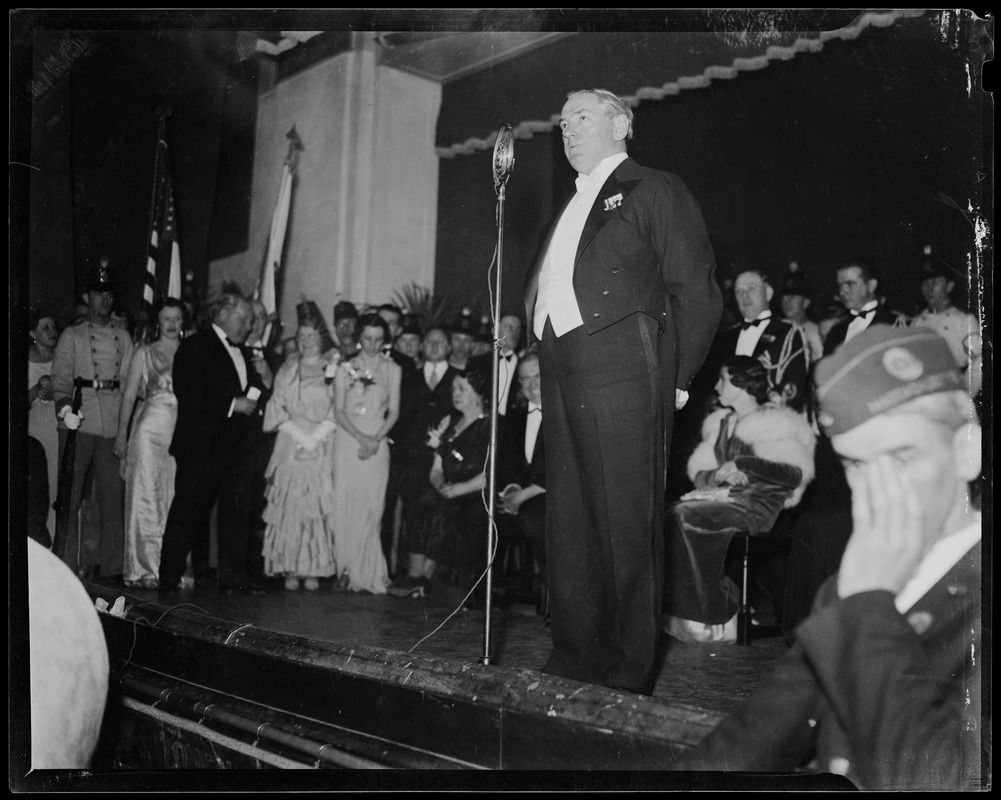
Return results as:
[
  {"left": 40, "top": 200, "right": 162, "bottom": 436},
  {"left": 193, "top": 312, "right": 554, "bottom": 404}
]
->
[
  {"left": 16, "top": 26, "right": 245, "bottom": 326},
  {"left": 435, "top": 13, "right": 990, "bottom": 322},
  {"left": 12, "top": 12, "right": 991, "bottom": 333}
]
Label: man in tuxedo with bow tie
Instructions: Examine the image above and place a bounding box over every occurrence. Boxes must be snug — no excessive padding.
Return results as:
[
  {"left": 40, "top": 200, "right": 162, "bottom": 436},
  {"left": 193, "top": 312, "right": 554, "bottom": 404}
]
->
[
  {"left": 158, "top": 293, "right": 270, "bottom": 596},
  {"left": 524, "top": 88, "right": 721, "bottom": 694},
  {"left": 822, "top": 257, "right": 904, "bottom": 355},
  {"left": 684, "top": 268, "right": 808, "bottom": 422},
  {"left": 468, "top": 312, "right": 524, "bottom": 417},
  {"left": 498, "top": 352, "right": 548, "bottom": 606}
]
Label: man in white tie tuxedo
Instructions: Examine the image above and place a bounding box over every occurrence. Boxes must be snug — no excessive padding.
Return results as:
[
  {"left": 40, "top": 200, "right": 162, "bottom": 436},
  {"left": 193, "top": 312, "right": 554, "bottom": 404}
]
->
[
  {"left": 823, "top": 257, "right": 905, "bottom": 355},
  {"left": 524, "top": 88, "right": 721, "bottom": 694},
  {"left": 159, "top": 293, "right": 270, "bottom": 596}
]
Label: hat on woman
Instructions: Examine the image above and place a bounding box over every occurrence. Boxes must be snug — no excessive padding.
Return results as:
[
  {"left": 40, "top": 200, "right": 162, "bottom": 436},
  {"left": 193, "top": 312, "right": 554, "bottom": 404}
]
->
[
  {"left": 333, "top": 300, "right": 359, "bottom": 325},
  {"left": 296, "top": 298, "right": 335, "bottom": 353}
]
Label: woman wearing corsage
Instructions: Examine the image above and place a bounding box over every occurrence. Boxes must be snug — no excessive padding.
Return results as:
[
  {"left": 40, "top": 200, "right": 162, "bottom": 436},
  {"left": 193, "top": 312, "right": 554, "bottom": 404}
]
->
[
  {"left": 663, "top": 356, "right": 815, "bottom": 643},
  {"left": 261, "top": 300, "right": 339, "bottom": 591},
  {"left": 330, "top": 312, "right": 401, "bottom": 593},
  {"left": 389, "top": 367, "right": 501, "bottom": 602}
]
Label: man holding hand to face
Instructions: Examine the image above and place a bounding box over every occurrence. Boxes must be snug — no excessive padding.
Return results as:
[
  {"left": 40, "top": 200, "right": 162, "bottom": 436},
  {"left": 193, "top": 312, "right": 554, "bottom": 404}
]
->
[{"left": 674, "top": 326, "right": 984, "bottom": 790}]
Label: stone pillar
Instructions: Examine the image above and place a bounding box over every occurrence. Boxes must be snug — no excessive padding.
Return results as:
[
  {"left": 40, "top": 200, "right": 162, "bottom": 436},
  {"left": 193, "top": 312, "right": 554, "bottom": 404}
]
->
[{"left": 209, "top": 37, "right": 442, "bottom": 333}]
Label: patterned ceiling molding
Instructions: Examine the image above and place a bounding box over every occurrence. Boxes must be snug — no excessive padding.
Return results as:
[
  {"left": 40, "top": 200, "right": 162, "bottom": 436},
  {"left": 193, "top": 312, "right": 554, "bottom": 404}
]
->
[{"left": 435, "top": 9, "right": 928, "bottom": 159}]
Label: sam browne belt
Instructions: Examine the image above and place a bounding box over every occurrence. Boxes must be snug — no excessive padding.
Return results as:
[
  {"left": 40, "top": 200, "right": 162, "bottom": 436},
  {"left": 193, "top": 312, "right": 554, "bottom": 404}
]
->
[{"left": 74, "top": 378, "right": 121, "bottom": 391}]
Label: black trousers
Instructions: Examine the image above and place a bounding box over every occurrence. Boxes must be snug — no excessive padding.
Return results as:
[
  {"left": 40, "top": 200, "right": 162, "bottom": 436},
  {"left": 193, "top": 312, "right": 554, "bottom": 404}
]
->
[
  {"left": 539, "top": 314, "right": 666, "bottom": 695},
  {"left": 159, "top": 450, "right": 256, "bottom": 589}
]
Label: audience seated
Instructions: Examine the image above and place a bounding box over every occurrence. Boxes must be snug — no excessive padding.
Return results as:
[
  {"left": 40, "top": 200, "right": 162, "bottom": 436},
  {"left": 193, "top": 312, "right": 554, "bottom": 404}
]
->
[
  {"left": 663, "top": 356, "right": 816, "bottom": 644},
  {"left": 389, "top": 367, "right": 503, "bottom": 602},
  {"left": 673, "top": 327, "right": 983, "bottom": 790},
  {"left": 496, "top": 351, "right": 547, "bottom": 613},
  {"left": 822, "top": 257, "right": 905, "bottom": 354},
  {"left": 395, "top": 325, "right": 462, "bottom": 565},
  {"left": 670, "top": 269, "right": 810, "bottom": 502}
]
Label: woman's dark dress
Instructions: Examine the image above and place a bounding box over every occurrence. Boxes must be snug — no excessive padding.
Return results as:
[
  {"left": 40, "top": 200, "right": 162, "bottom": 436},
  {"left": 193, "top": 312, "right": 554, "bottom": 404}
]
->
[{"left": 408, "top": 415, "right": 493, "bottom": 588}]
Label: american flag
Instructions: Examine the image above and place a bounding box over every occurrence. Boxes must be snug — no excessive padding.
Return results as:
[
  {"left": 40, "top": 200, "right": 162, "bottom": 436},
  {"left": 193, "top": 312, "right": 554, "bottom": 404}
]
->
[{"left": 144, "top": 135, "right": 181, "bottom": 316}]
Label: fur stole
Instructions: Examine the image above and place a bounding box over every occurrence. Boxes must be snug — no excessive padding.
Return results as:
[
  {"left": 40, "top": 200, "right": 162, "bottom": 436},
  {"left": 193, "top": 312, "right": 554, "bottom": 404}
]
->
[{"left": 687, "top": 406, "right": 817, "bottom": 507}]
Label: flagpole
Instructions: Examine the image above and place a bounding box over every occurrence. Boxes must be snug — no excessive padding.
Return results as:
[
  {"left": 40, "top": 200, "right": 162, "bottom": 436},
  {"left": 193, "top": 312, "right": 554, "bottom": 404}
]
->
[
  {"left": 258, "top": 126, "right": 302, "bottom": 350},
  {"left": 141, "top": 107, "right": 169, "bottom": 343}
]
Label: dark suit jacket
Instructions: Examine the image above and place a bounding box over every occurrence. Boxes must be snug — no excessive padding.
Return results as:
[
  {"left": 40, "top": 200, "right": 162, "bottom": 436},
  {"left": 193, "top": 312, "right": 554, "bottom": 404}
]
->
[
  {"left": 823, "top": 308, "right": 902, "bottom": 355},
  {"left": 678, "top": 541, "right": 983, "bottom": 790},
  {"left": 397, "top": 363, "right": 462, "bottom": 503},
  {"left": 504, "top": 405, "right": 546, "bottom": 489},
  {"left": 524, "top": 157, "right": 722, "bottom": 417},
  {"left": 170, "top": 328, "right": 269, "bottom": 462}
]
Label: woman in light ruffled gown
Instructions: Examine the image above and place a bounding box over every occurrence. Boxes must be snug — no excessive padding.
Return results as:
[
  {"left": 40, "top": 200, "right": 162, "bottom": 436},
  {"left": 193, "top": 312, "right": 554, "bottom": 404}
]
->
[
  {"left": 28, "top": 309, "right": 60, "bottom": 542},
  {"left": 331, "top": 312, "right": 401, "bottom": 593},
  {"left": 114, "top": 299, "right": 185, "bottom": 588},
  {"left": 261, "top": 302, "right": 339, "bottom": 591}
]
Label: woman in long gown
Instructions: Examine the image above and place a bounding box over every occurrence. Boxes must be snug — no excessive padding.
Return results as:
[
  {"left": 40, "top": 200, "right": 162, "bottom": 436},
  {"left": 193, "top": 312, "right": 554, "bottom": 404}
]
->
[
  {"left": 331, "top": 312, "right": 401, "bottom": 594},
  {"left": 662, "top": 356, "right": 816, "bottom": 643},
  {"left": 388, "top": 366, "right": 496, "bottom": 601},
  {"left": 28, "top": 310, "right": 60, "bottom": 543},
  {"left": 113, "top": 299, "right": 185, "bottom": 588},
  {"left": 261, "top": 304, "right": 339, "bottom": 591}
]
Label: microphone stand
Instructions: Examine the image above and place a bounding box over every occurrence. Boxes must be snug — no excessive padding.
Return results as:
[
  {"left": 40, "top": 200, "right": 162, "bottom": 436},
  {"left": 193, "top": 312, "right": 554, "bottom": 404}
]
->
[{"left": 481, "top": 125, "right": 514, "bottom": 667}]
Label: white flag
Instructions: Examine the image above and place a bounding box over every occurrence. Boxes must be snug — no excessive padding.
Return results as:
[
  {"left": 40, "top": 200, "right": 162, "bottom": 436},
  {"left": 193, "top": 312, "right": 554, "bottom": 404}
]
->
[{"left": 259, "top": 161, "right": 292, "bottom": 346}]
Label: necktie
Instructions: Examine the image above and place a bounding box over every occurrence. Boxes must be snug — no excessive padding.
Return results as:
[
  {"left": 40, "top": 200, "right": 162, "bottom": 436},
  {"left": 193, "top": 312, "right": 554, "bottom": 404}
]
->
[
  {"left": 428, "top": 368, "right": 439, "bottom": 390},
  {"left": 575, "top": 174, "right": 595, "bottom": 194},
  {"left": 528, "top": 405, "right": 541, "bottom": 414},
  {"left": 851, "top": 308, "right": 875, "bottom": 319}
]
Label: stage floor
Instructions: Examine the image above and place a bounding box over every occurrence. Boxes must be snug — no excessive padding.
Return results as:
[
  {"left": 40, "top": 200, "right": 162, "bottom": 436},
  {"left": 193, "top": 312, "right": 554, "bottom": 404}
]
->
[{"left": 89, "top": 573, "right": 788, "bottom": 717}]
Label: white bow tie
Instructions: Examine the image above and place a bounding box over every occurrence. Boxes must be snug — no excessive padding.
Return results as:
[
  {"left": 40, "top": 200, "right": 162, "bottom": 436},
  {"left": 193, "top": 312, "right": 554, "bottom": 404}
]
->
[{"left": 528, "top": 402, "right": 542, "bottom": 414}]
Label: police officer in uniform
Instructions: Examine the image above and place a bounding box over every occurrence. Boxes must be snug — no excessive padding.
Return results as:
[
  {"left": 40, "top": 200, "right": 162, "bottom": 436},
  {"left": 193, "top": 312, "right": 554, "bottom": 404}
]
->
[{"left": 51, "top": 258, "right": 135, "bottom": 579}]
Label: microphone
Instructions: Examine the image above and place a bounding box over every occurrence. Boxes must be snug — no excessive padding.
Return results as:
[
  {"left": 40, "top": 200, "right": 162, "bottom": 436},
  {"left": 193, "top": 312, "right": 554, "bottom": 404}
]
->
[{"left": 492, "top": 124, "right": 515, "bottom": 192}]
